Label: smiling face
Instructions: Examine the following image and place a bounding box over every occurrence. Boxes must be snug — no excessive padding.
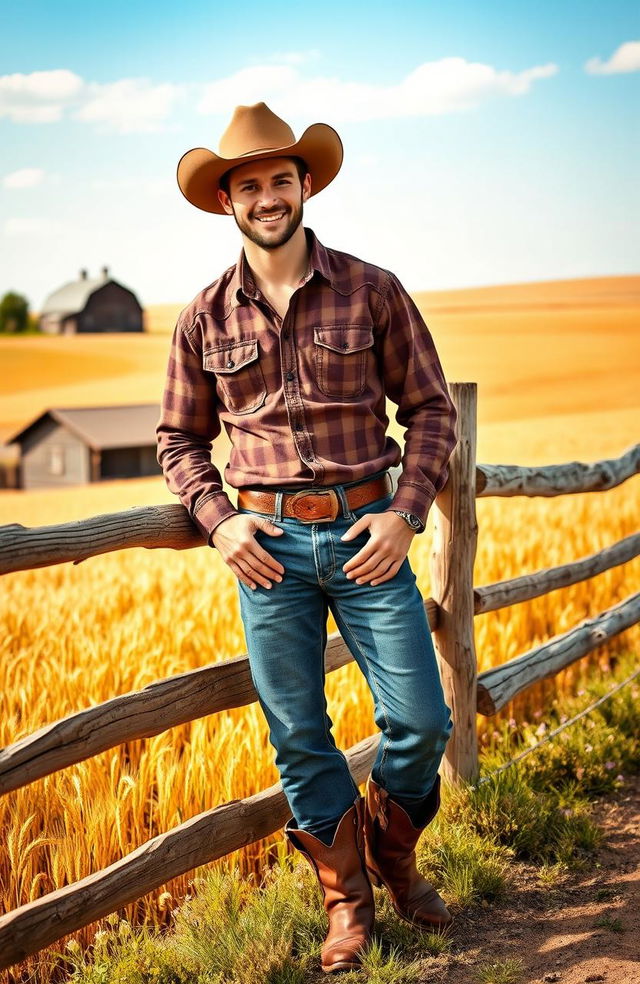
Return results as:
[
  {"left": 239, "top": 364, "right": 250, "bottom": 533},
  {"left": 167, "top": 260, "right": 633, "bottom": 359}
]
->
[{"left": 217, "top": 156, "right": 311, "bottom": 251}]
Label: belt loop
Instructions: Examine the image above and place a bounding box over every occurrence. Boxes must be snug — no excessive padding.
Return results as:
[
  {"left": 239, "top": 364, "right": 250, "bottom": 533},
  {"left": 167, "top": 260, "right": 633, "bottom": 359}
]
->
[
  {"left": 334, "top": 484, "right": 356, "bottom": 522},
  {"left": 274, "top": 491, "right": 283, "bottom": 522}
]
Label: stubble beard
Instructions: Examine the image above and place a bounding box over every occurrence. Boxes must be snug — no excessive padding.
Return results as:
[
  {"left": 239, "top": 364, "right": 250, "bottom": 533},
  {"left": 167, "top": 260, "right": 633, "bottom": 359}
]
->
[{"left": 232, "top": 195, "right": 304, "bottom": 251}]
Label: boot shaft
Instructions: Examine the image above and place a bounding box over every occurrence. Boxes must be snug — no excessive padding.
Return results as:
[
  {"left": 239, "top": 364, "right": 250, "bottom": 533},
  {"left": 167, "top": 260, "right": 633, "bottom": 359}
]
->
[
  {"left": 284, "top": 796, "right": 375, "bottom": 970},
  {"left": 364, "top": 775, "right": 452, "bottom": 928}
]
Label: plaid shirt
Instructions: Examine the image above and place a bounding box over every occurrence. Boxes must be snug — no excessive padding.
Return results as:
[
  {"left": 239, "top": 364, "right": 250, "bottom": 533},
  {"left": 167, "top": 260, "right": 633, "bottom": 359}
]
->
[{"left": 156, "top": 228, "right": 457, "bottom": 545}]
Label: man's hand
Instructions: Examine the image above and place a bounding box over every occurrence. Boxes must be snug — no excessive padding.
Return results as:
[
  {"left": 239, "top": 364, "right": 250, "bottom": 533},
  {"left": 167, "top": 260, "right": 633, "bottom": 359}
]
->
[
  {"left": 341, "top": 510, "right": 418, "bottom": 586},
  {"left": 212, "top": 514, "right": 285, "bottom": 590}
]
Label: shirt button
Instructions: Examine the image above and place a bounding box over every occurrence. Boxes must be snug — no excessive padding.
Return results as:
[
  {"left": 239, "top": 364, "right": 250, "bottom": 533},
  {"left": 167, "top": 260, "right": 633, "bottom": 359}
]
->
[
  {"left": 295, "top": 422, "right": 303, "bottom": 431},
  {"left": 283, "top": 329, "right": 290, "bottom": 339},
  {"left": 226, "top": 360, "right": 235, "bottom": 368},
  {"left": 286, "top": 371, "right": 294, "bottom": 381},
  {"left": 342, "top": 343, "right": 349, "bottom": 350}
]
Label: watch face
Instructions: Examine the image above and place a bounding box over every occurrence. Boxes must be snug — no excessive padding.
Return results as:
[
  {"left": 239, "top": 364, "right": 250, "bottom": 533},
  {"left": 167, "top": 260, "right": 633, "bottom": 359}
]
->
[{"left": 395, "top": 510, "right": 422, "bottom": 529}]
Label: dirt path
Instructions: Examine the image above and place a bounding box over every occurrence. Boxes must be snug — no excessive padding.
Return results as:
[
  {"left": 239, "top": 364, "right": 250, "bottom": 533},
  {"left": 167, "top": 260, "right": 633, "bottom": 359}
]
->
[
  {"left": 303, "top": 772, "right": 639, "bottom": 983},
  {"left": 432, "top": 771, "right": 640, "bottom": 984}
]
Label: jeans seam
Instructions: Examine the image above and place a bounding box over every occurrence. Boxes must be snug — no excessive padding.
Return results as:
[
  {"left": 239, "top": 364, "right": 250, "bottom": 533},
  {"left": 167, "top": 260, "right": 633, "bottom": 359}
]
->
[
  {"left": 332, "top": 598, "right": 393, "bottom": 787},
  {"left": 312, "top": 524, "right": 336, "bottom": 584},
  {"left": 319, "top": 609, "right": 333, "bottom": 747},
  {"left": 324, "top": 528, "right": 336, "bottom": 582},
  {"left": 311, "top": 524, "right": 322, "bottom": 585},
  {"left": 318, "top": 603, "right": 359, "bottom": 803}
]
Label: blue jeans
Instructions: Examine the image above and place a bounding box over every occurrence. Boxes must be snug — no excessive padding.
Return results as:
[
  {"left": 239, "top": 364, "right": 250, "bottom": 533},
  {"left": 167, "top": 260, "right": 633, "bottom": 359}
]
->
[{"left": 237, "top": 472, "right": 453, "bottom": 838}]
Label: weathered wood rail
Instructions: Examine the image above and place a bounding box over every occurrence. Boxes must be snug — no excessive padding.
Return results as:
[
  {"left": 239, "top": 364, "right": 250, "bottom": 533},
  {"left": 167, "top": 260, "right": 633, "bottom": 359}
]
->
[
  {"left": 2, "top": 443, "right": 638, "bottom": 575},
  {"left": 1, "top": 382, "right": 638, "bottom": 970}
]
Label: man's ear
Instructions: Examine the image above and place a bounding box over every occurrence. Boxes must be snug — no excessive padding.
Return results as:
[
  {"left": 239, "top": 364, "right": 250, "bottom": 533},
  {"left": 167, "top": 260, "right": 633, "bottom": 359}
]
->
[
  {"left": 218, "top": 188, "right": 233, "bottom": 214},
  {"left": 302, "top": 172, "right": 311, "bottom": 201}
]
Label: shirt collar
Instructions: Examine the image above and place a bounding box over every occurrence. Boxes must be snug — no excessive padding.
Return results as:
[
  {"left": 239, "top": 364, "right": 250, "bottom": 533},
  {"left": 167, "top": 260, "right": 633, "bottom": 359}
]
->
[{"left": 229, "top": 227, "right": 334, "bottom": 310}]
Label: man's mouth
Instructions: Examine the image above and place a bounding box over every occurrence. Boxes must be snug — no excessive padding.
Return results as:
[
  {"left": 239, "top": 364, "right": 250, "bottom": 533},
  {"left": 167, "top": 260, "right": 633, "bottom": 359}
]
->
[{"left": 255, "top": 211, "right": 286, "bottom": 223}]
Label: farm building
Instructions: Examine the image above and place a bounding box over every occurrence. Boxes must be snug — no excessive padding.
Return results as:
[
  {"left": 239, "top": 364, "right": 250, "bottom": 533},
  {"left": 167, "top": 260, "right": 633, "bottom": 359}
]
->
[
  {"left": 39, "top": 267, "right": 143, "bottom": 334},
  {"left": 8, "top": 405, "right": 162, "bottom": 489}
]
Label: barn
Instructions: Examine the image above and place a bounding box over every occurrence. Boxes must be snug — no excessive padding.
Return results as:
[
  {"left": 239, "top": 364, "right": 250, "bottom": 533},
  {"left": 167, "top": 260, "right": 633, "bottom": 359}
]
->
[
  {"left": 8, "top": 405, "right": 162, "bottom": 489},
  {"left": 39, "top": 267, "right": 143, "bottom": 334}
]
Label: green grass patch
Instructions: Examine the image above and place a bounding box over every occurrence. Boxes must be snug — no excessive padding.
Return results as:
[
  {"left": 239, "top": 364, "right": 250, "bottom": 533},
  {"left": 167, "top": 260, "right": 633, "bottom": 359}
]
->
[{"left": 476, "top": 957, "right": 524, "bottom": 984}]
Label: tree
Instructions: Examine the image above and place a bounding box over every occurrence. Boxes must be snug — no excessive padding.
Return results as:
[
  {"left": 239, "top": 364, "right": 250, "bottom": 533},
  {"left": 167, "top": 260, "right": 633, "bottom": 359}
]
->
[{"left": 0, "top": 292, "right": 30, "bottom": 333}]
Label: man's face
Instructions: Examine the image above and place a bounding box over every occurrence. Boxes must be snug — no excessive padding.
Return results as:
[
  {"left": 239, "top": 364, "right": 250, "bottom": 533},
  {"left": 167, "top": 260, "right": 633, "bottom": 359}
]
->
[{"left": 218, "top": 157, "right": 311, "bottom": 250}]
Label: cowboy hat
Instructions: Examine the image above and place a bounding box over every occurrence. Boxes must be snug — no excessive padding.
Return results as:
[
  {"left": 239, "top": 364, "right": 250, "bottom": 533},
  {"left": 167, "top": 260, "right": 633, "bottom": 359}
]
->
[{"left": 177, "top": 101, "right": 343, "bottom": 215}]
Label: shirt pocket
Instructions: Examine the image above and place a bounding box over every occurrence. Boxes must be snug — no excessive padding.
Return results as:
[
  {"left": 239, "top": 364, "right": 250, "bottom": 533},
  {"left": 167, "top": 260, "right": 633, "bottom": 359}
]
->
[
  {"left": 203, "top": 338, "right": 267, "bottom": 415},
  {"left": 313, "top": 325, "right": 374, "bottom": 399}
]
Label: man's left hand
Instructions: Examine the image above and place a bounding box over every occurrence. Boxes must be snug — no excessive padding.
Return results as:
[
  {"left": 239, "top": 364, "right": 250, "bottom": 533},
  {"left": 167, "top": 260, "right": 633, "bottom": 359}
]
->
[{"left": 340, "top": 510, "right": 418, "bottom": 586}]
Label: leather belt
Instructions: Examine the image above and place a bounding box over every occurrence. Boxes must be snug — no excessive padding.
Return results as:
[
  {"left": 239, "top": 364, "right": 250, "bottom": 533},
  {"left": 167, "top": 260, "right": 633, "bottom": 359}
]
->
[{"left": 237, "top": 472, "right": 393, "bottom": 524}]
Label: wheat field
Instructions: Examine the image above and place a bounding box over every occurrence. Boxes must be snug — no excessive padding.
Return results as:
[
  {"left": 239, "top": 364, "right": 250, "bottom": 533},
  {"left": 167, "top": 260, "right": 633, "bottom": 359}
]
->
[{"left": 0, "top": 275, "right": 638, "bottom": 961}]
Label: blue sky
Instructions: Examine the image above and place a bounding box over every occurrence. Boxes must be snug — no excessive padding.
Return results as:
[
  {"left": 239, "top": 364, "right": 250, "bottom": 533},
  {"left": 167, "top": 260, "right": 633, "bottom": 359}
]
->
[{"left": 1, "top": 0, "right": 638, "bottom": 309}]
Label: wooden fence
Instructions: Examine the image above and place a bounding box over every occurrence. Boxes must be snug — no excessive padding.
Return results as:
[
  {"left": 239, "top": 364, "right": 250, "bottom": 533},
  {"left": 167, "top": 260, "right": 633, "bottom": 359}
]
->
[{"left": 0, "top": 381, "right": 639, "bottom": 969}]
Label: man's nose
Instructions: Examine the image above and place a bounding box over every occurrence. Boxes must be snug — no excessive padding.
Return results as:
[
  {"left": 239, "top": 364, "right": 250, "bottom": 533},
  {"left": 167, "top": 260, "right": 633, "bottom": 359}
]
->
[{"left": 258, "top": 189, "right": 279, "bottom": 207}]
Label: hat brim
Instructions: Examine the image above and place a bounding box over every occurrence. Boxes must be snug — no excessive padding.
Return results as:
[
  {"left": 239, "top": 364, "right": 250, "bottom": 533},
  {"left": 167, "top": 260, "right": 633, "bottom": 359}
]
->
[{"left": 176, "top": 122, "right": 343, "bottom": 215}]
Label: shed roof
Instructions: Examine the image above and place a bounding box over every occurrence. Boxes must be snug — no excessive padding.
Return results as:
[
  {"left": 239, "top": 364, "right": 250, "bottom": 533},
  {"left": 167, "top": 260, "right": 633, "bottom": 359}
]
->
[{"left": 8, "top": 404, "right": 161, "bottom": 450}]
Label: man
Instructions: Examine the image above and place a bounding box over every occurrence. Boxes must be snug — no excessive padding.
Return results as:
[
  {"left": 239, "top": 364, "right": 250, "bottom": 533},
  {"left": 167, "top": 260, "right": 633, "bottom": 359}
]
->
[{"left": 156, "top": 101, "right": 457, "bottom": 974}]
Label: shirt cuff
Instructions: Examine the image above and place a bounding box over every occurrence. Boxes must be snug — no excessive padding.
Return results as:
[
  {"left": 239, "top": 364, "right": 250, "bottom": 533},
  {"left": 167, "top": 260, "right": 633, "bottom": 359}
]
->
[
  {"left": 193, "top": 492, "right": 239, "bottom": 546},
  {"left": 388, "top": 482, "right": 436, "bottom": 532}
]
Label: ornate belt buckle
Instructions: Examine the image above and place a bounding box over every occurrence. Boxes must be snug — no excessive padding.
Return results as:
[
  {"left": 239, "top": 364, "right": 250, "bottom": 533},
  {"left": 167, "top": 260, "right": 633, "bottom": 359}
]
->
[{"left": 289, "top": 488, "right": 340, "bottom": 523}]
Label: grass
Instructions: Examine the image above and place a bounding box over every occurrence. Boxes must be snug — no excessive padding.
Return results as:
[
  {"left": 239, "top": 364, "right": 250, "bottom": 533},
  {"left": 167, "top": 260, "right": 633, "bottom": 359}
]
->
[
  {"left": 593, "top": 915, "right": 624, "bottom": 933},
  {"left": 24, "top": 646, "right": 639, "bottom": 984},
  {"left": 475, "top": 958, "right": 524, "bottom": 984}
]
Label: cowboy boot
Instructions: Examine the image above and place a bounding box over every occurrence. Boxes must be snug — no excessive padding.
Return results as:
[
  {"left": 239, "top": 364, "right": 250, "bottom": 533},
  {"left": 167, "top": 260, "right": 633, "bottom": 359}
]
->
[
  {"left": 285, "top": 797, "right": 375, "bottom": 973},
  {"left": 364, "top": 775, "right": 452, "bottom": 929}
]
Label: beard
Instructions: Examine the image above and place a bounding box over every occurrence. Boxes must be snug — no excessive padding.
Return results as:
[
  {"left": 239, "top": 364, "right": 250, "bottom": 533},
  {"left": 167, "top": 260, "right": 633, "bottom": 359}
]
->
[{"left": 231, "top": 194, "right": 304, "bottom": 250}]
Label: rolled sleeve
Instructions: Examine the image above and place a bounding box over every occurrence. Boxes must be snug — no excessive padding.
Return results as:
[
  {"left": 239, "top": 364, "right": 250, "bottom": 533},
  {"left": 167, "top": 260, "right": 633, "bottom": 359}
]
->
[
  {"left": 377, "top": 273, "right": 458, "bottom": 530},
  {"left": 156, "top": 318, "right": 238, "bottom": 546}
]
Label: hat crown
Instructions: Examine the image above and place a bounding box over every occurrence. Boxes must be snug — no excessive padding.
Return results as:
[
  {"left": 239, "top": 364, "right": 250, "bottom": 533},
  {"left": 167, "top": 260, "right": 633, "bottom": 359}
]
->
[{"left": 219, "top": 102, "right": 296, "bottom": 160}]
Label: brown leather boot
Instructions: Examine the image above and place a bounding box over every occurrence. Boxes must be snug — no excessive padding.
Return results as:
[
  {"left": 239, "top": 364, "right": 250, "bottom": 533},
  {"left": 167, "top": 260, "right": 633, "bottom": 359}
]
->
[
  {"left": 285, "top": 797, "right": 375, "bottom": 973},
  {"left": 364, "top": 775, "right": 452, "bottom": 929}
]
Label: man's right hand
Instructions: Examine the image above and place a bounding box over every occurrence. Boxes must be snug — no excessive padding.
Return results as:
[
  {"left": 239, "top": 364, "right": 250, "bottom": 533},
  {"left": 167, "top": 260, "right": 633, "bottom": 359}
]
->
[{"left": 211, "top": 514, "right": 285, "bottom": 590}]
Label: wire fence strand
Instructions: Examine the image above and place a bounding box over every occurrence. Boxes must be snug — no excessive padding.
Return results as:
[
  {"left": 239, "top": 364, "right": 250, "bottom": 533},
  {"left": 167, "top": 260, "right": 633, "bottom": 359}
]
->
[{"left": 470, "top": 666, "right": 640, "bottom": 789}]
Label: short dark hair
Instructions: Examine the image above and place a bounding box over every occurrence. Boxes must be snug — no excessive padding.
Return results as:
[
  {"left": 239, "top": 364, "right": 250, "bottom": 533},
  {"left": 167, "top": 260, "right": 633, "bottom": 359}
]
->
[{"left": 219, "top": 156, "right": 309, "bottom": 196}]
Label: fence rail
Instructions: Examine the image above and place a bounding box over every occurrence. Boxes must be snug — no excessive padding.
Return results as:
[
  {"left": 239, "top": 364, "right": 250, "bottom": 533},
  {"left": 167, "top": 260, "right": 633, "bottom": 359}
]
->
[
  {"left": 1, "top": 442, "right": 638, "bottom": 577},
  {"left": 1, "top": 382, "right": 638, "bottom": 971}
]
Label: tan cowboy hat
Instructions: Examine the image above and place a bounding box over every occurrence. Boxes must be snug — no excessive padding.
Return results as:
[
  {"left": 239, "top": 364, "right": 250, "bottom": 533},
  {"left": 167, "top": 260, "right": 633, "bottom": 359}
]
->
[{"left": 177, "top": 101, "right": 343, "bottom": 215}]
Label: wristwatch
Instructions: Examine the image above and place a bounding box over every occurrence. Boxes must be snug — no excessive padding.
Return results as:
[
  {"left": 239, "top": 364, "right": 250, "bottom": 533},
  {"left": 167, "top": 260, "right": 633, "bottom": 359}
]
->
[{"left": 390, "top": 510, "right": 424, "bottom": 532}]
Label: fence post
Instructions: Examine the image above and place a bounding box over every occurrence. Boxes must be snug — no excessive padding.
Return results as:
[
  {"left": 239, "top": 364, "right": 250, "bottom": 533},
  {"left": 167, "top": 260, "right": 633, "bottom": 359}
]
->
[{"left": 430, "top": 381, "right": 479, "bottom": 786}]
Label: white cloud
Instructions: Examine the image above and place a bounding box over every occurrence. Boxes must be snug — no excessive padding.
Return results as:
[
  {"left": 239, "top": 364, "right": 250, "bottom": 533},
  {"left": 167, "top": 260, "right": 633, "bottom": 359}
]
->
[
  {"left": 584, "top": 40, "right": 640, "bottom": 75},
  {"left": 73, "top": 78, "right": 184, "bottom": 133},
  {"left": 0, "top": 57, "right": 559, "bottom": 135},
  {"left": 198, "top": 58, "right": 559, "bottom": 123},
  {"left": 0, "top": 69, "right": 83, "bottom": 123},
  {"left": 3, "top": 167, "right": 46, "bottom": 189},
  {"left": 0, "top": 69, "right": 183, "bottom": 133}
]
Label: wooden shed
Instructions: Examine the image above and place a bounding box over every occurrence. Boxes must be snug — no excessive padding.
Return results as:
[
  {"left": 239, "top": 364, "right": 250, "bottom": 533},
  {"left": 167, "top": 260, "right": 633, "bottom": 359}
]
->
[
  {"left": 39, "top": 267, "right": 143, "bottom": 334},
  {"left": 8, "top": 405, "right": 162, "bottom": 490}
]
